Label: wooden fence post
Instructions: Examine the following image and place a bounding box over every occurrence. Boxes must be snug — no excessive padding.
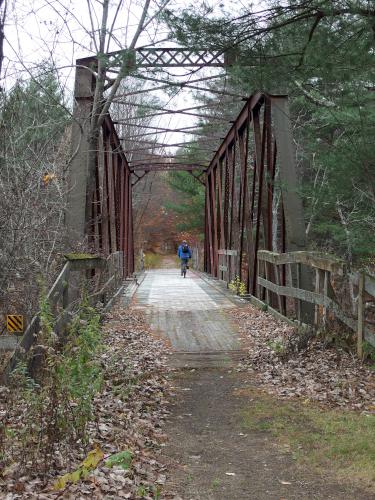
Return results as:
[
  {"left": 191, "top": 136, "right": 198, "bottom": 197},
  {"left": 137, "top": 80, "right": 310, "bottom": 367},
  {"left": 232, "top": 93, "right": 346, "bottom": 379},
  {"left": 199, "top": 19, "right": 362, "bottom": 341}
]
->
[
  {"left": 314, "top": 269, "right": 325, "bottom": 327},
  {"left": 296, "top": 263, "right": 301, "bottom": 322},
  {"left": 357, "top": 272, "right": 364, "bottom": 359},
  {"left": 322, "top": 270, "right": 329, "bottom": 327},
  {"left": 314, "top": 268, "right": 320, "bottom": 326}
]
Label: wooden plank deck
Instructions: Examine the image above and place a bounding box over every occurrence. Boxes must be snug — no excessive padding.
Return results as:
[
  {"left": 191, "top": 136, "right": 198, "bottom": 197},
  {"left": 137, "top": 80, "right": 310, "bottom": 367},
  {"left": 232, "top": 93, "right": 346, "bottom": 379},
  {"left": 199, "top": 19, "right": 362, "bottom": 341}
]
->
[{"left": 133, "top": 269, "right": 242, "bottom": 357}]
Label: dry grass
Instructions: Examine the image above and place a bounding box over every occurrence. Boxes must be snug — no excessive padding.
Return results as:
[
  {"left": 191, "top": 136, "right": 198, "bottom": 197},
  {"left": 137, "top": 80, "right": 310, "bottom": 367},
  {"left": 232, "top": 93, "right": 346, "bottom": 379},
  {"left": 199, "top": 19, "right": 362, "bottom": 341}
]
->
[
  {"left": 241, "top": 388, "right": 375, "bottom": 488},
  {"left": 144, "top": 252, "right": 163, "bottom": 269}
]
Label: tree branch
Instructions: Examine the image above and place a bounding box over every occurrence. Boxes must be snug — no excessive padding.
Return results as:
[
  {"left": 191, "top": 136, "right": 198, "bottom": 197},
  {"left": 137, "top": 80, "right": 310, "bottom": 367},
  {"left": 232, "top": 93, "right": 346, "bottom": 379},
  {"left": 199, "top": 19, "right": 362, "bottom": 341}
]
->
[
  {"left": 96, "top": 0, "right": 152, "bottom": 128},
  {"left": 296, "top": 10, "right": 323, "bottom": 68},
  {"left": 293, "top": 79, "right": 337, "bottom": 108}
]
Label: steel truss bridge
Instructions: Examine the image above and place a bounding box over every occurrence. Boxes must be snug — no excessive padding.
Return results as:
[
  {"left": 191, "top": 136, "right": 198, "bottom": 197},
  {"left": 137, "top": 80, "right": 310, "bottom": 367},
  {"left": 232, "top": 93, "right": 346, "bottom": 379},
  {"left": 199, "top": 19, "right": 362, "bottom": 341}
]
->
[{"left": 66, "top": 47, "right": 311, "bottom": 320}]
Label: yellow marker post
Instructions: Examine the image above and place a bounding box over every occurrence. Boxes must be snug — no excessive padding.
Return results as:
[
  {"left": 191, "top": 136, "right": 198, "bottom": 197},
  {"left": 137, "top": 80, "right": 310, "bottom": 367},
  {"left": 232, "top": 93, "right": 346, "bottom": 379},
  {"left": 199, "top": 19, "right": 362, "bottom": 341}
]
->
[{"left": 6, "top": 315, "right": 24, "bottom": 333}]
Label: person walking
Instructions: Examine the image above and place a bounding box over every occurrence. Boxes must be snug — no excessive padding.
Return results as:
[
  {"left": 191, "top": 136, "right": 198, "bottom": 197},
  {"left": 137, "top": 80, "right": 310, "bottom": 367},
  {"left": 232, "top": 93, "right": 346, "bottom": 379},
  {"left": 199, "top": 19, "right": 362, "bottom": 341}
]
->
[{"left": 177, "top": 239, "right": 192, "bottom": 277}]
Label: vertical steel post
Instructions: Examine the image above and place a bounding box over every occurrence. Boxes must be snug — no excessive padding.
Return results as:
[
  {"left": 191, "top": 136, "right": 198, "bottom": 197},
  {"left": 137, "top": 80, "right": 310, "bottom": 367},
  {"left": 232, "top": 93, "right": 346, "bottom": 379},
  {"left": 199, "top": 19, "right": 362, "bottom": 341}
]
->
[
  {"left": 252, "top": 107, "right": 265, "bottom": 295},
  {"left": 128, "top": 184, "right": 134, "bottom": 274},
  {"left": 206, "top": 175, "right": 214, "bottom": 274},
  {"left": 204, "top": 186, "right": 209, "bottom": 272},
  {"left": 223, "top": 151, "right": 230, "bottom": 250},
  {"left": 212, "top": 166, "right": 219, "bottom": 277}
]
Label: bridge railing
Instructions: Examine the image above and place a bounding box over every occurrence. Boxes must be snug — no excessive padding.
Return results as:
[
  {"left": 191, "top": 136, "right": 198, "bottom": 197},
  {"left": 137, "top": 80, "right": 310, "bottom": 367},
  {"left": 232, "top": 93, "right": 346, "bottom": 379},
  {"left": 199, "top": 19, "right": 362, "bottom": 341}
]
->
[
  {"left": 1, "top": 252, "right": 124, "bottom": 382},
  {"left": 218, "top": 249, "right": 238, "bottom": 284},
  {"left": 254, "top": 250, "right": 375, "bottom": 357}
]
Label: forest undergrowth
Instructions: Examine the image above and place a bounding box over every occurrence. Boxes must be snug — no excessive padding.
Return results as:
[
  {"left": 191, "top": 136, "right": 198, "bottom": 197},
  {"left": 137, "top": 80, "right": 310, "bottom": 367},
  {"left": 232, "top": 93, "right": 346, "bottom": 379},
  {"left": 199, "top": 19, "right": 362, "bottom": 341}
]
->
[{"left": 0, "top": 301, "right": 173, "bottom": 498}]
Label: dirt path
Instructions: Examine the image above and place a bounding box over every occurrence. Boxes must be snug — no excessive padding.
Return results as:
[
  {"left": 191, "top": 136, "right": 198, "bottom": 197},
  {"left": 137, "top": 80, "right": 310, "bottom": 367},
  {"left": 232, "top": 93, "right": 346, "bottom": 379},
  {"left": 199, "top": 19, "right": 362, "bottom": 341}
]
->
[
  {"left": 165, "top": 370, "right": 372, "bottom": 499},
  {"left": 133, "top": 269, "right": 373, "bottom": 499},
  {"left": 160, "top": 255, "right": 178, "bottom": 268}
]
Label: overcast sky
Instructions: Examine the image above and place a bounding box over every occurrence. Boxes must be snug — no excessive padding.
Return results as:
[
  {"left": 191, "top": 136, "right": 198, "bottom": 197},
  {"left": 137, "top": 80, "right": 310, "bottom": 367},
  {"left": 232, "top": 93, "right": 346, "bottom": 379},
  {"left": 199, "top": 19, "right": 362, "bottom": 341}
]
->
[
  {"left": 2, "top": 0, "right": 245, "bottom": 150},
  {"left": 3, "top": 0, "right": 239, "bottom": 85}
]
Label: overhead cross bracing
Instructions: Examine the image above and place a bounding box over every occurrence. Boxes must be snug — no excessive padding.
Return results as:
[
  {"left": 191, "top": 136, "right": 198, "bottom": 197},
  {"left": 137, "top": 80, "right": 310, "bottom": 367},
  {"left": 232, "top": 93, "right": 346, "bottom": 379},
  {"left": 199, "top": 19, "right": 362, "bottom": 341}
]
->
[
  {"left": 111, "top": 81, "right": 242, "bottom": 173},
  {"left": 78, "top": 48, "right": 233, "bottom": 69},
  {"left": 125, "top": 145, "right": 217, "bottom": 154},
  {"left": 82, "top": 47, "right": 245, "bottom": 177},
  {"left": 131, "top": 164, "right": 205, "bottom": 171},
  {"left": 66, "top": 47, "right": 243, "bottom": 274}
]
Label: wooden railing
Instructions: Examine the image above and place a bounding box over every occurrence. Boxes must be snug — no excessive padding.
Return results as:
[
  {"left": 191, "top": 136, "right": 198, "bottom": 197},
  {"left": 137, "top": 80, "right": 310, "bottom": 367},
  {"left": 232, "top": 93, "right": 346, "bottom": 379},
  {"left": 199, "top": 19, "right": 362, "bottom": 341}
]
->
[
  {"left": 1, "top": 252, "right": 125, "bottom": 381},
  {"left": 349, "top": 271, "right": 375, "bottom": 357},
  {"left": 256, "top": 250, "right": 375, "bottom": 357},
  {"left": 218, "top": 249, "right": 238, "bottom": 284}
]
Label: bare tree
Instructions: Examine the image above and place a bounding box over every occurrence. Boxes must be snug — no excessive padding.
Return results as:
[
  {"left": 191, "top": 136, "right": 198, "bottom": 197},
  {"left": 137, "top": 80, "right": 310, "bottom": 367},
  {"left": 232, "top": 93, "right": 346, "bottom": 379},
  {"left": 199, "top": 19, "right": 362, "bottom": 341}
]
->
[
  {"left": 54, "top": 0, "right": 173, "bottom": 246},
  {"left": 0, "top": 0, "right": 6, "bottom": 80},
  {"left": 78, "top": 1, "right": 171, "bottom": 222},
  {"left": 0, "top": 69, "right": 70, "bottom": 321}
]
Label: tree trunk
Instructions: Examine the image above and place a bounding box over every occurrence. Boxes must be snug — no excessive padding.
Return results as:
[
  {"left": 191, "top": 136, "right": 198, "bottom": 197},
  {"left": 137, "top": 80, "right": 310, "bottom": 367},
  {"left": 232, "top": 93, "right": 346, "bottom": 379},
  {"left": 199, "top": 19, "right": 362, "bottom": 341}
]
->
[{"left": 0, "top": 0, "right": 6, "bottom": 80}]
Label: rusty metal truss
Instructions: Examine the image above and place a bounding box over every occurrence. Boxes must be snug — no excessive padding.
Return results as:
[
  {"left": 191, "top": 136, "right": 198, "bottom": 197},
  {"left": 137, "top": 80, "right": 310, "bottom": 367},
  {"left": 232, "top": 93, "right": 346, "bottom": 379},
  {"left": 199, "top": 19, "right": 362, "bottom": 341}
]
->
[
  {"left": 90, "top": 116, "right": 134, "bottom": 276},
  {"left": 204, "top": 93, "right": 310, "bottom": 320},
  {"left": 67, "top": 51, "right": 309, "bottom": 319},
  {"left": 205, "top": 94, "right": 277, "bottom": 292},
  {"left": 135, "top": 48, "right": 227, "bottom": 67},
  {"left": 78, "top": 48, "right": 230, "bottom": 69},
  {"left": 131, "top": 163, "right": 206, "bottom": 172}
]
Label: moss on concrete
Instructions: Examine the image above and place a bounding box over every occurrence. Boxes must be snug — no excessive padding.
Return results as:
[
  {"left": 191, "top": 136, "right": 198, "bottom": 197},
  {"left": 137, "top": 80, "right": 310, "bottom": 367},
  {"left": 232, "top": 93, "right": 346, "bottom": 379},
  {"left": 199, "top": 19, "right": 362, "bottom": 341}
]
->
[{"left": 64, "top": 253, "right": 100, "bottom": 261}]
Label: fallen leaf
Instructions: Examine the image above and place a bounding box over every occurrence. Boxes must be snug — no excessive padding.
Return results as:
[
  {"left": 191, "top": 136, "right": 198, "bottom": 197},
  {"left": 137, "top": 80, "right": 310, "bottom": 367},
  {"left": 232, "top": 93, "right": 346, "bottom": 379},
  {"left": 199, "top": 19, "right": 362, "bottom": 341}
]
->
[{"left": 81, "top": 446, "right": 105, "bottom": 469}]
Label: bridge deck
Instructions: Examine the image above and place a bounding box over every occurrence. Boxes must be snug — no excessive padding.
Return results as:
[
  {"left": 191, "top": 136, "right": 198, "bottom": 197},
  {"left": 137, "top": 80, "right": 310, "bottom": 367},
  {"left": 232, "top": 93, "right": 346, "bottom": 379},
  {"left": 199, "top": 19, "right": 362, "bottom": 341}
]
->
[{"left": 133, "top": 269, "right": 242, "bottom": 364}]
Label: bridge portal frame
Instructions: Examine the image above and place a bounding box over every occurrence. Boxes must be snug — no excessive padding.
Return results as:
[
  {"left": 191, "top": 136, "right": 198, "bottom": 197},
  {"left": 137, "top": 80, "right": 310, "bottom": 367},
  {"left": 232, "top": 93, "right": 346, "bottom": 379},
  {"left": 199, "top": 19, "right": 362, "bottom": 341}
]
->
[{"left": 66, "top": 48, "right": 312, "bottom": 322}]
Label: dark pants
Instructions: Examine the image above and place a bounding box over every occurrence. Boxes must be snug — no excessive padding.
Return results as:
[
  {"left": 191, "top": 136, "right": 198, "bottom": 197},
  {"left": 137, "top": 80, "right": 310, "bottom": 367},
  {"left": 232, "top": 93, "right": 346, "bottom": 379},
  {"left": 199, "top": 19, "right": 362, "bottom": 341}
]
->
[{"left": 180, "top": 258, "right": 189, "bottom": 273}]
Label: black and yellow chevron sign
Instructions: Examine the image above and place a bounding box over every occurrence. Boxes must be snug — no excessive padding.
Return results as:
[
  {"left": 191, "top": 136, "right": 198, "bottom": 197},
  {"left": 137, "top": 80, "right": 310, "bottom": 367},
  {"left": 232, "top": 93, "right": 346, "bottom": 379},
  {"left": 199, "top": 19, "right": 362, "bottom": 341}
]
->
[{"left": 6, "top": 315, "right": 24, "bottom": 333}]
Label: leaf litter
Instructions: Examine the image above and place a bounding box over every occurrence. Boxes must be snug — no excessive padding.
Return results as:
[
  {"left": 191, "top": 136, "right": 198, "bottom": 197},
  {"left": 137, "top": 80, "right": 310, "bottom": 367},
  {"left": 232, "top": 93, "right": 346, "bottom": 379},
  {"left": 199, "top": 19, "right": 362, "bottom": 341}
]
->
[
  {"left": 232, "top": 305, "right": 375, "bottom": 413},
  {"left": 0, "top": 305, "right": 177, "bottom": 498},
  {"left": 3, "top": 299, "right": 374, "bottom": 497}
]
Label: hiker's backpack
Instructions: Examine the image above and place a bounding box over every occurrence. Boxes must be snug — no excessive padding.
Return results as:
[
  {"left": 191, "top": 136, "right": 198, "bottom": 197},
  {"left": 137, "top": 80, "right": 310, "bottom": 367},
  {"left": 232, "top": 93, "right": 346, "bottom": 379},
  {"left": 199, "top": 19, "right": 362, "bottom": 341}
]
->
[{"left": 182, "top": 243, "right": 189, "bottom": 254}]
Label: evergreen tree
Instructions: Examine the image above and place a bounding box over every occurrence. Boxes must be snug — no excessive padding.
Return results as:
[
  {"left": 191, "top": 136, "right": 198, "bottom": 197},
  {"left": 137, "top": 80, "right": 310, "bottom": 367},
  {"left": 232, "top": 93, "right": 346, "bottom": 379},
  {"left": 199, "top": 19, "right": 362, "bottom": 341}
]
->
[
  {"left": 164, "top": 1, "right": 375, "bottom": 261},
  {"left": 166, "top": 170, "right": 205, "bottom": 232}
]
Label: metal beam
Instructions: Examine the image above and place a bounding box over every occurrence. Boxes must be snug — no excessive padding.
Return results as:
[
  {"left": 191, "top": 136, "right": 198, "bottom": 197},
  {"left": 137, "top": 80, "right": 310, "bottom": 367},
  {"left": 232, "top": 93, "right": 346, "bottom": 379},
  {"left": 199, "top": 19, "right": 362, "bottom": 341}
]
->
[
  {"left": 125, "top": 144, "right": 216, "bottom": 153},
  {"left": 115, "top": 123, "right": 224, "bottom": 140},
  {"left": 113, "top": 74, "right": 226, "bottom": 98},
  {"left": 127, "top": 111, "right": 229, "bottom": 121},
  {"left": 132, "top": 167, "right": 204, "bottom": 173},
  {"left": 136, "top": 48, "right": 227, "bottom": 67},
  {"left": 119, "top": 129, "right": 223, "bottom": 140},
  {"left": 114, "top": 123, "right": 217, "bottom": 134},
  {"left": 113, "top": 101, "right": 222, "bottom": 112},
  {"left": 128, "top": 155, "right": 209, "bottom": 163},
  {"left": 122, "top": 138, "right": 219, "bottom": 146},
  {"left": 136, "top": 75, "right": 246, "bottom": 99},
  {"left": 78, "top": 48, "right": 230, "bottom": 68},
  {"left": 206, "top": 92, "right": 264, "bottom": 174},
  {"left": 131, "top": 163, "right": 206, "bottom": 171}
]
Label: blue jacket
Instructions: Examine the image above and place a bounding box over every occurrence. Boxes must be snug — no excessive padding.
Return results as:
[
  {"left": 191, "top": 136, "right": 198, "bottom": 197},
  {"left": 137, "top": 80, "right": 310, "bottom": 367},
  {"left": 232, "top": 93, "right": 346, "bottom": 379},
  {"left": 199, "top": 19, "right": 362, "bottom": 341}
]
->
[{"left": 177, "top": 244, "right": 192, "bottom": 259}]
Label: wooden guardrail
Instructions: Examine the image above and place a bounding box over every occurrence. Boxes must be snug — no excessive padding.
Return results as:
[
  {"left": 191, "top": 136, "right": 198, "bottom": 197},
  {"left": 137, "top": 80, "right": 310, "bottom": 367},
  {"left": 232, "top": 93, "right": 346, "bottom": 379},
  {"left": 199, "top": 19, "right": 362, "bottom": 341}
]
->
[
  {"left": 218, "top": 249, "right": 238, "bottom": 284},
  {"left": 256, "top": 250, "right": 375, "bottom": 357},
  {"left": 1, "top": 252, "right": 124, "bottom": 382}
]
